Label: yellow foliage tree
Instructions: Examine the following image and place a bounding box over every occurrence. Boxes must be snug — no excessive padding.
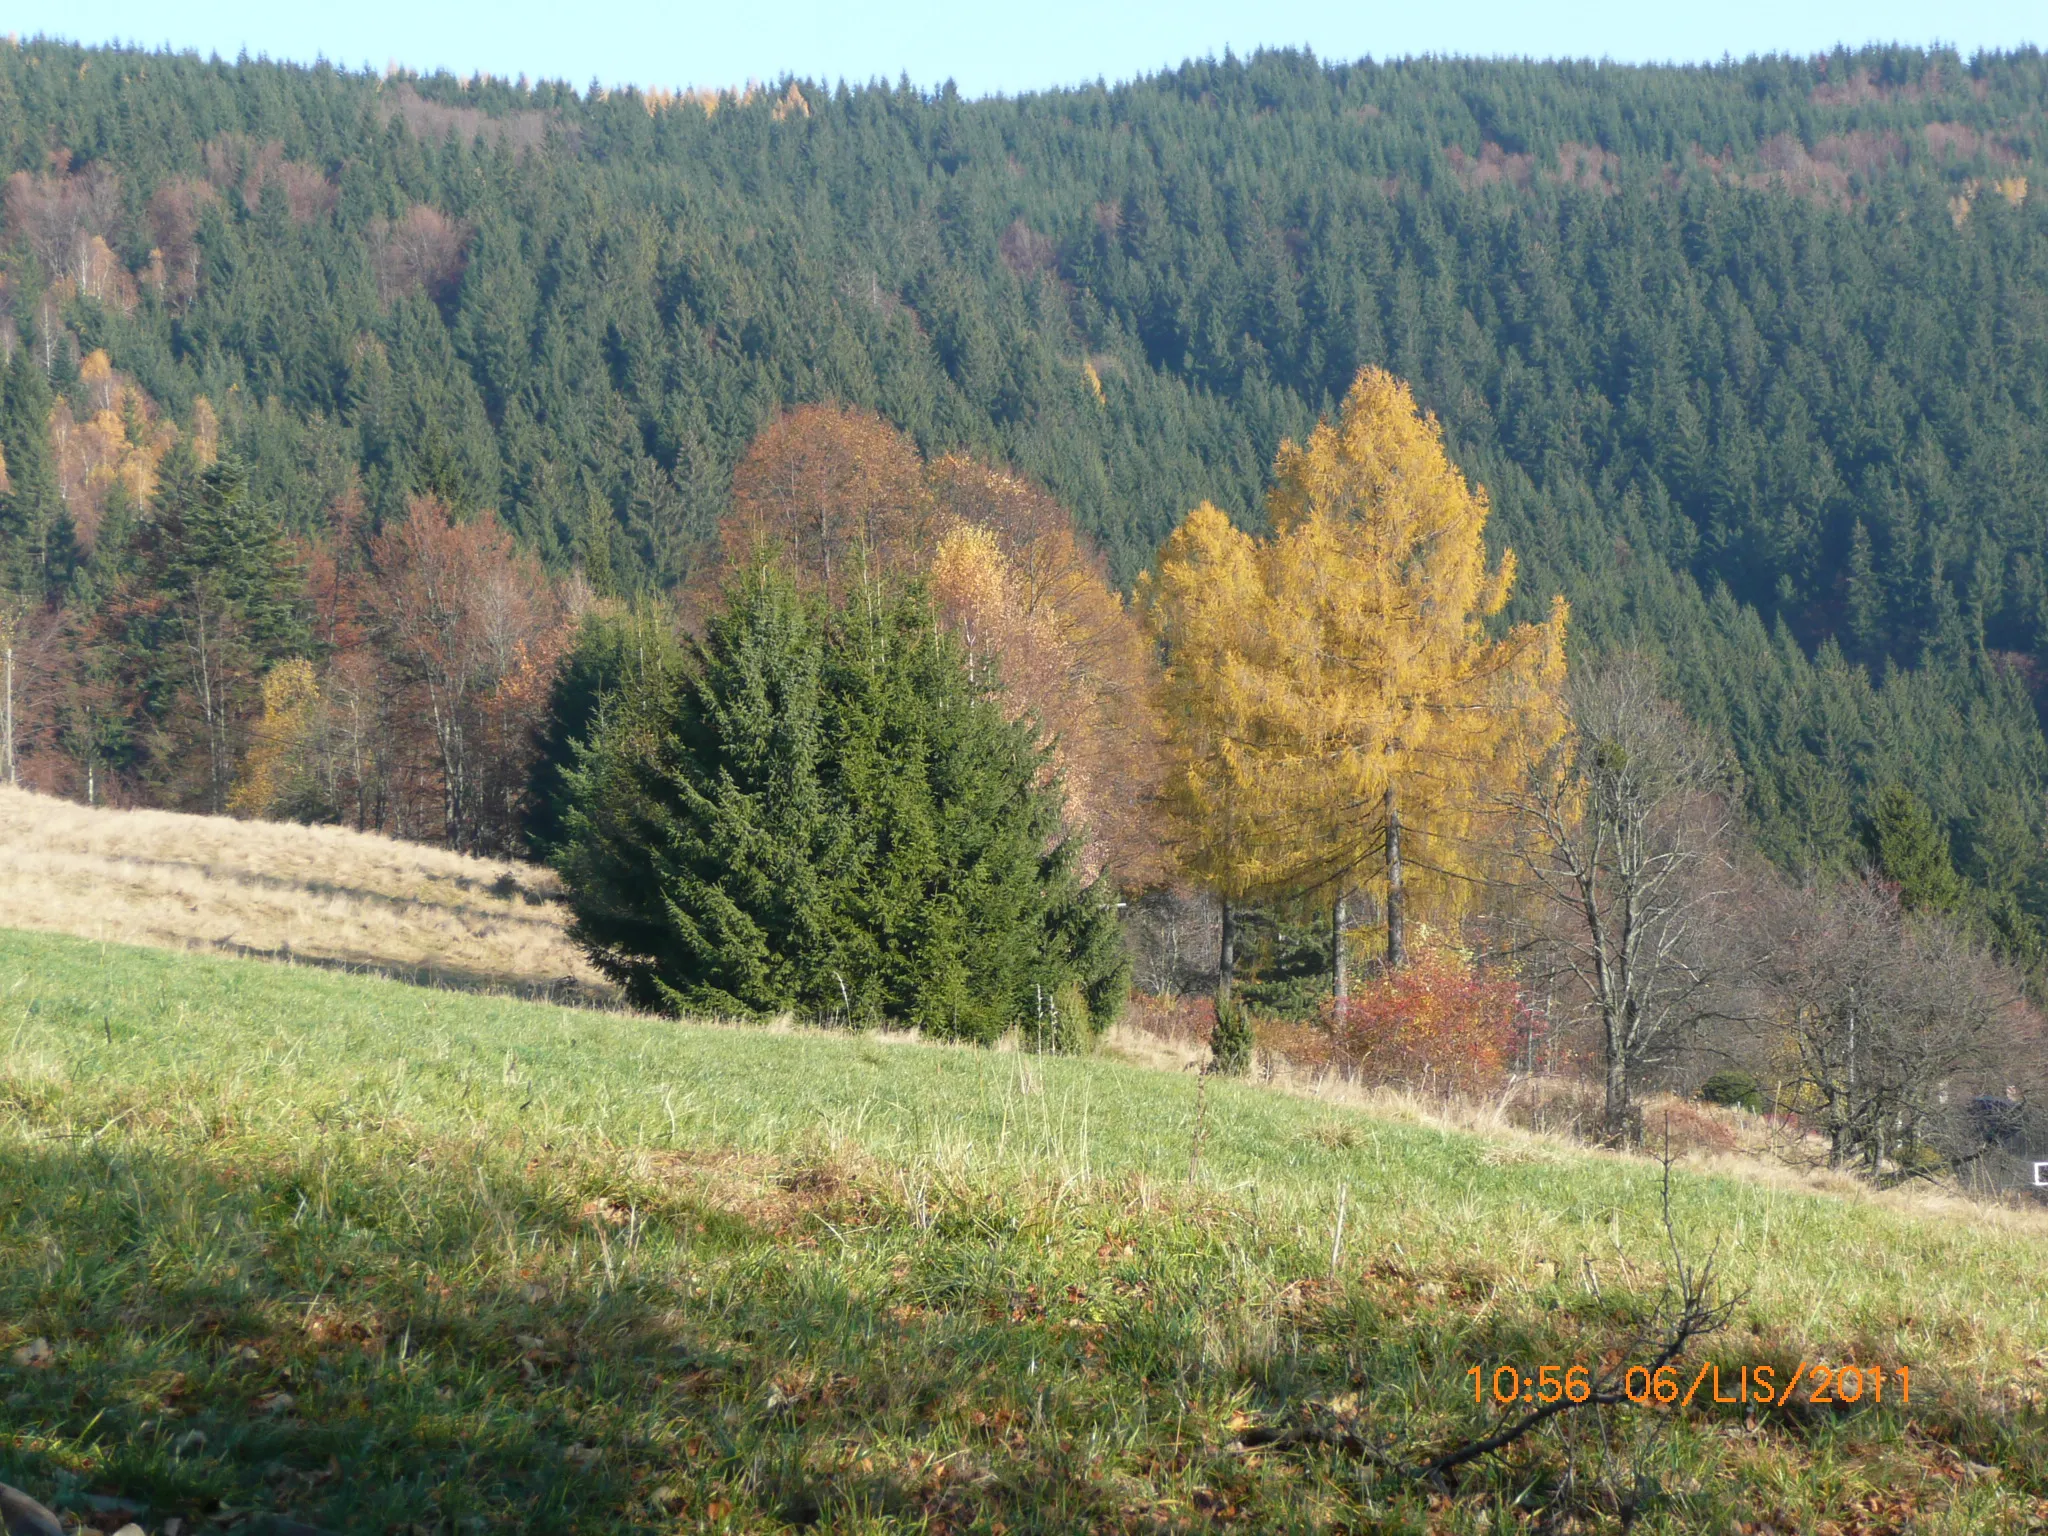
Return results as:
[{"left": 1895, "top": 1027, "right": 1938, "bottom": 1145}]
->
[
  {"left": 230, "top": 658, "right": 322, "bottom": 819},
  {"left": 928, "top": 498, "right": 1170, "bottom": 888},
  {"left": 1139, "top": 500, "right": 1272, "bottom": 1002},
  {"left": 1145, "top": 368, "right": 1567, "bottom": 994},
  {"left": 49, "top": 350, "right": 178, "bottom": 552}
]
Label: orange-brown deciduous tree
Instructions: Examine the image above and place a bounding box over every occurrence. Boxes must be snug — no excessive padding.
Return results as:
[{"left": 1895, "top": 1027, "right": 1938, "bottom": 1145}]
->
[
  {"left": 370, "top": 204, "right": 470, "bottom": 304},
  {"left": 721, "top": 405, "right": 935, "bottom": 595},
  {"left": 4, "top": 163, "right": 120, "bottom": 288},
  {"left": 926, "top": 456, "right": 1169, "bottom": 885},
  {"left": 367, "top": 499, "right": 571, "bottom": 853},
  {"left": 145, "top": 177, "right": 221, "bottom": 301}
]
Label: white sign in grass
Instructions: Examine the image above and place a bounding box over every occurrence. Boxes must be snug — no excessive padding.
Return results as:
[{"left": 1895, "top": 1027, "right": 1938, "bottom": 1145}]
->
[{"left": 2034, "top": 1162, "right": 2048, "bottom": 1187}]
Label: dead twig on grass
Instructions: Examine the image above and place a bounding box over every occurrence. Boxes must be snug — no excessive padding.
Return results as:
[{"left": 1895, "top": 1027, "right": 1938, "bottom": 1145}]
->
[{"left": 1238, "top": 1133, "right": 1742, "bottom": 1504}]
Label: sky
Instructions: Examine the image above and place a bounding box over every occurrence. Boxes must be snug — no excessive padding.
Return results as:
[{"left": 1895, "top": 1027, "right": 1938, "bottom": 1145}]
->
[{"left": 13, "top": 0, "right": 2045, "bottom": 99}]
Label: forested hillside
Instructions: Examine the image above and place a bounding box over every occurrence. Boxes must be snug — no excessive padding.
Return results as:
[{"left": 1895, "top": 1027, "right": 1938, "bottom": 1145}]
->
[{"left": 4, "top": 39, "right": 2048, "bottom": 909}]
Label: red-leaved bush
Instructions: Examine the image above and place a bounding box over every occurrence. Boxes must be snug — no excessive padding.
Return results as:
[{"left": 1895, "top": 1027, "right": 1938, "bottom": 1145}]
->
[{"left": 1321, "top": 949, "right": 1532, "bottom": 1094}]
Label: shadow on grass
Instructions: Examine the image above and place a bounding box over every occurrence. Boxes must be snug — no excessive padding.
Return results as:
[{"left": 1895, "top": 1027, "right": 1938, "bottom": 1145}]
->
[
  {"left": 8, "top": 1125, "right": 2034, "bottom": 1536},
  {"left": 208, "top": 938, "right": 614, "bottom": 1008},
  {"left": 0, "top": 1137, "right": 1321, "bottom": 1535}
]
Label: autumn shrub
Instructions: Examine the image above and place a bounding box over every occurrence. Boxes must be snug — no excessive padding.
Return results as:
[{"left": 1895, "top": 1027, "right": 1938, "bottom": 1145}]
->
[
  {"left": 1250, "top": 1013, "right": 1341, "bottom": 1072},
  {"left": 1498, "top": 1075, "right": 1607, "bottom": 1139},
  {"left": 1638, "top": 1095, "right": 1742, "bottom": 1157},
  {"left": 1321, "top": 948, "right": 1528, "bottom": 1094},
  {"left": 1122, "top": 992, "right": 1216, "bottom": 1045}
]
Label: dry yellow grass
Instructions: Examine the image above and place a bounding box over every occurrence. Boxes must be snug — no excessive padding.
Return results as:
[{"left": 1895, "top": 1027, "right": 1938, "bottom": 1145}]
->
[{"left": 0, "top": 785, "right": 614, "bottom": 1002}]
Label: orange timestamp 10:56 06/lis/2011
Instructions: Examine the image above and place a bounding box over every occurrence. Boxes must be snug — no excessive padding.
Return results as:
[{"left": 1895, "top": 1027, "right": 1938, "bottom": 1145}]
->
[{"left": 1467, "top": 1361, "right": 1909, "bottom": 1411}]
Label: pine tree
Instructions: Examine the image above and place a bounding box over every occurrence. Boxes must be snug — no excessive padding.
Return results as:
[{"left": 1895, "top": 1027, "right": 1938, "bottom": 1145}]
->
[
  {"left": 560, "top": 567, "right": 844, "bottom": 1015},
  {"left": 1868, "top": 783, "right": 1965, "bottom": 916},
  {"left": 163, "top": 454, "right": 307, "bottom": 659},
  {"left": 1844, "top": 519, "right": 1883, "bottom": 662},
  {"left": 118, "top": 449, "right": 308, "bottom": 811},
  {"left": 0, "top": 348, "right": 73, "bottom": 595},
  {"left": 1208, "top": 999, "right": 1254, "bottom": 1075},
  {"left": 524, "top": 599, "right": 684, "bottom": 860}
]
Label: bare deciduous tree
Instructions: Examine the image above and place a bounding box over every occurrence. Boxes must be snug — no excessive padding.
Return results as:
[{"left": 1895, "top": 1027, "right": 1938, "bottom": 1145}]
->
[
  {"left": 164, "top": 583, "right": 248, "bottom": 814},
  {"left": 1506, "top": 656, "right": 1735, "bottom": 1144},
  {"left": 3, "top": 163, "right": 120, "bottom": 286},
  {"left": 369, "top": 204, "right": 471, "bottom": 304},
  {"left": 1123, "top": 887, "right": 1221, "bottom": 999},
  {"left": 721, "top": 405, "right": 936, "bottom": 597},
  {"left": 367, "top": 498, "right": 570, "bottom": 853},
  {"left": 1738, "top": 874, "right": 2034, "bottom": 1180},
  {"left": 146, "top": 177, "right": 222, "bottom": 300}
]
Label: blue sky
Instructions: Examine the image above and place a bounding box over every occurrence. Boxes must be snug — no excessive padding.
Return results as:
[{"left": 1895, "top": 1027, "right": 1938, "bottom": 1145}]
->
[{"left": 16, "top": 0, "right": 2045, "bottom": 99}]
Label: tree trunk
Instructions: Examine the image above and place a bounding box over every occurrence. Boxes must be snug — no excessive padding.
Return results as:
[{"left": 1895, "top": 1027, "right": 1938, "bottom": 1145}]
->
[
  {"left": 2, "top": 644, "right": 14, "bottom": 788},
  {"left": 1601, "top": 1000, "right": 1640, "bottom": 1146},
  {"left": 1332, "top": 891, "right": 1349, "bottom": 1017},
  {"left": 1217, "top": 897, "right": 1237, "bottom": 1008},
  {"left": 1604, "top": 1036, "right": 1632, "bottom": 1146},
  {"left": 1384, "top": 785, "right": 1407, "bottom": 969}
]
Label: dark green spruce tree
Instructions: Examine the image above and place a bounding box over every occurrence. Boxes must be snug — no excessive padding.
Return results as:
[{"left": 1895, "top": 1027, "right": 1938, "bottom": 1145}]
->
[
  {"left": 524, "top": 598, "right": 687, "bottom": 862},
  {"left": 555, "top": 566, "right": 1128, "bottom": 1041},
  {"left": 1867, "top": 784, "right": 1966, "bottom": 917},
  {"left": 0, "top": 346, "right": 74, "bottom": 596},
  {"left": 119, "top": 447, "right": 308, "bottom": 810}
]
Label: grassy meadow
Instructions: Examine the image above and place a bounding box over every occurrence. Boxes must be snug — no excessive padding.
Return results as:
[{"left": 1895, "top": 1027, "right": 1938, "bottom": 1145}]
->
[{"left": 2, "top": 926, "right": 2046, "bottom": 1533}]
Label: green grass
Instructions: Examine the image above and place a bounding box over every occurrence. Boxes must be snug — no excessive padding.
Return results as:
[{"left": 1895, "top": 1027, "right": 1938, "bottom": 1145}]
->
[{"left": 2, "top": 927, "right": 2045, "bottom": 1533}]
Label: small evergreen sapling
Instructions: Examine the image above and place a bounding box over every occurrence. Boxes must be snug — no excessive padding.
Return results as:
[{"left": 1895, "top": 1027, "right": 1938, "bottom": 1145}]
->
[{"left": 1208, "top": 999, "right": 1254, "bottom": 1076}]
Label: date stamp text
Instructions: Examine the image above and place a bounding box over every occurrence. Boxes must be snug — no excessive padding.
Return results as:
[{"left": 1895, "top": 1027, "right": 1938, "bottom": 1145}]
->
[{"left": 1466, "top": 1361, "right": 1909, "bottom": 1410}]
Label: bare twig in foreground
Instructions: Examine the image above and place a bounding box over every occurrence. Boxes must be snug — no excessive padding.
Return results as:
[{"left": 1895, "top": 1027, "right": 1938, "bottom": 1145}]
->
[{"left": 1239, "top": 1141, "right": 1742, "bottom": 1497}]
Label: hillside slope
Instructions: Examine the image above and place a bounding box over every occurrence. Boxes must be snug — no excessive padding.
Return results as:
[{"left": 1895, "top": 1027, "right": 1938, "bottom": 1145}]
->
[
  {"left": 1, "top": 927, "right": 2043, "bottom": 1532},
  {"left": 6, "top": 43, "right": 2048, "bottom": 899},
  {"left": 0, "top": 786, "right": 609, "bottom": 1001}
]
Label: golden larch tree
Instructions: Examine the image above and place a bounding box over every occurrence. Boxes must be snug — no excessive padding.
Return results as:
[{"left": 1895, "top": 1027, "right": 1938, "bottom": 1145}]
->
[
  {"left": 1146, "top": 368, "right": 1567, "bottom": 993},
  {"left": 1140, "top": 500, "right": 1274, "bottom": 1003}
]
